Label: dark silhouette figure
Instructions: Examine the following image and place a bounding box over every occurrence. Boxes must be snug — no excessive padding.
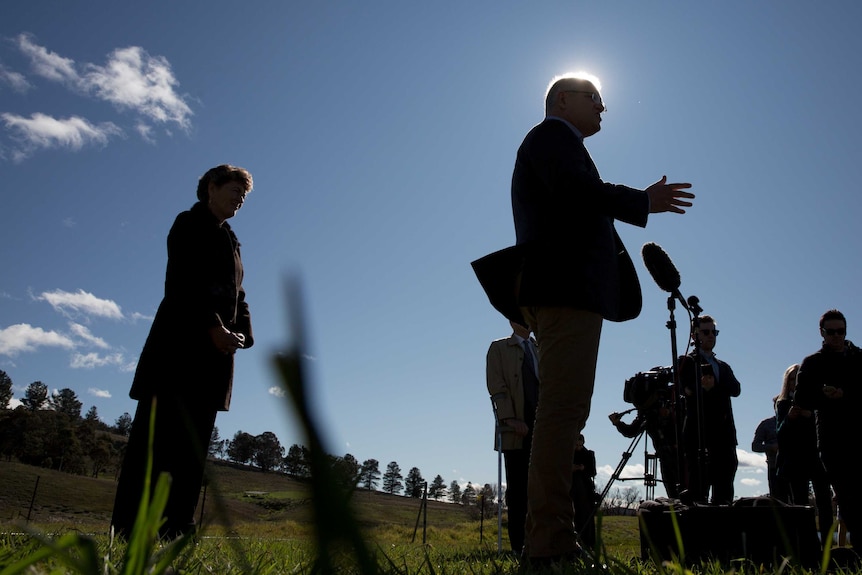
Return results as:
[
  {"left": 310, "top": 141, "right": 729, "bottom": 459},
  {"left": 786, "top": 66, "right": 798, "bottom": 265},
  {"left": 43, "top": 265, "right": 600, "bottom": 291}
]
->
[{"left": 112, "top": 165, "right": 255, "bottom": 539}]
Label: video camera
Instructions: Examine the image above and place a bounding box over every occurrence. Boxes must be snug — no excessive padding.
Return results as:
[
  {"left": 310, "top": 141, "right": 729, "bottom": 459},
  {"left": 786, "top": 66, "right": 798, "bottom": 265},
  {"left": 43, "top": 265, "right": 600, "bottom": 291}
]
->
[{"left": 623, "top": 366, "right": 674, "bottom": 408}]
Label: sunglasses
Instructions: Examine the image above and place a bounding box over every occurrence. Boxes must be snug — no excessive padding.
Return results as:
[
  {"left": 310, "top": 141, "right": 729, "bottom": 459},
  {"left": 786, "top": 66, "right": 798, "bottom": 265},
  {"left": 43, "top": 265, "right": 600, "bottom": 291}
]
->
[
  {"left": 698, "top": 329, "right": 719, "bottom": 336},
  {"left": 822, "top": 328, "right": 846, "bottom": 336}
]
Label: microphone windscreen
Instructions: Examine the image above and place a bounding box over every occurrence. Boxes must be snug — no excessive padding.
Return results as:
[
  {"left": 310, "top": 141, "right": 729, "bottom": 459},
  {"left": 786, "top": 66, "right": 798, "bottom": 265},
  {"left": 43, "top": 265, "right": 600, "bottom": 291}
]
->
[{"left": 641, "top": 242, "right": 681, "bottom": 293}]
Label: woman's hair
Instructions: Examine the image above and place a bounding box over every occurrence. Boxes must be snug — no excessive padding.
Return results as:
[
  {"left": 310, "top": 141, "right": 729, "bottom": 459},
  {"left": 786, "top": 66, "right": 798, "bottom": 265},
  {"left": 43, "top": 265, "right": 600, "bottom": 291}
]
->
[
  {"left": 196, "top": 164, "right": 253, "bottom": 201},
  {"left": 777, "top": 363, "right": 800, "bottom": 401}
]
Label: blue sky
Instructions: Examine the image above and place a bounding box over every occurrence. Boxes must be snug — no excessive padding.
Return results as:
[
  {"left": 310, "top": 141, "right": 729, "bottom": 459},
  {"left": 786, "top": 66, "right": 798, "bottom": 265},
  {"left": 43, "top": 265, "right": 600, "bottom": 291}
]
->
[{"left": 3, "top": 1, "right": 862, "bottom": 501}]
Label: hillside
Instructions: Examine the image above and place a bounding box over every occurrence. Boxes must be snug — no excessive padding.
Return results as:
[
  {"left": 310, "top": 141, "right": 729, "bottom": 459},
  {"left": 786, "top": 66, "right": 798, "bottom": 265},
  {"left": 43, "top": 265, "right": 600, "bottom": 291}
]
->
[{"left": 0, "top": 460, "right": 476, "bottom": 534}]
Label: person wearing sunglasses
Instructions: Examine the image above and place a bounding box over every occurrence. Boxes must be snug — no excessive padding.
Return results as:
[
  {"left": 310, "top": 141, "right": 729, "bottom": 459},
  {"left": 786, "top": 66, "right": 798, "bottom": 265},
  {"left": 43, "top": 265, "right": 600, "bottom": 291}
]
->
[
  {"left": 794, "top": 309, "right": 862, "bottom": 546},
  {"left": 472, "top": 71, "right": 695, "bottom": 567},
  {"left": 678, "top": 314, "right": 742, "bottom": 505}
]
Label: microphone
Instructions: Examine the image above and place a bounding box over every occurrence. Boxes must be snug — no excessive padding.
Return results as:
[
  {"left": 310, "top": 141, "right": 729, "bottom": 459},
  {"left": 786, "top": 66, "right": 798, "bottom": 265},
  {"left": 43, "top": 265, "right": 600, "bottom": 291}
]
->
[{"left": 641, "top": 242, "right": 689, "bottom": 310}]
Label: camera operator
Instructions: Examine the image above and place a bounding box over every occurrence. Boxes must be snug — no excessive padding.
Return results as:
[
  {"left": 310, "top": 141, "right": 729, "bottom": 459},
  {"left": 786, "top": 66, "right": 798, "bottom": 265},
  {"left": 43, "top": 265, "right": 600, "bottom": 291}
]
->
[
  {"left": 609, "top": 375, "right": 683, "bottom": 498},
  {"left": 679, "top": 314, "right": 742, "bottom": 505}
]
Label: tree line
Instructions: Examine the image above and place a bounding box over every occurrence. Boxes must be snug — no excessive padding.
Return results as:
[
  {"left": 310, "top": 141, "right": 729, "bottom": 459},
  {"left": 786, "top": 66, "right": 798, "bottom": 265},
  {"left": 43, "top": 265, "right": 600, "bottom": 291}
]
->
[
  {"left": 213, "top": 428, "right": 497, "bottom": 510},
  {"left": 0, "top": 372, "right": 499, "bottom": 512},
  {"left": 0, "top": 374, "right": 129, "bottom": 476}
]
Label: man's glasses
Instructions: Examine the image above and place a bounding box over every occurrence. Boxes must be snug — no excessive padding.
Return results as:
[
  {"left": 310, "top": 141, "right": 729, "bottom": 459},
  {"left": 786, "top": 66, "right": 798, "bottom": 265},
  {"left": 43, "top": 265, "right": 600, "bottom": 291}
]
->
[
  {"left": 822, "top": 328, "right": 846, "bottom": 336},
  {"left": 698, "top": 329, "right": 719, "bottom": 336},
  {"left": 564, "top": 90, "right": 605, "bottom": 110}
]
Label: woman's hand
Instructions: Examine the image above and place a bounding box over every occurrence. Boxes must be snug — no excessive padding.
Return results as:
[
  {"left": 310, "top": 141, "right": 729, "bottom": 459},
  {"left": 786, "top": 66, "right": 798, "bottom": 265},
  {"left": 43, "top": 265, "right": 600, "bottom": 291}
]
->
[{"left": 210, "top": 326, "right": 245, "bottom": 355}]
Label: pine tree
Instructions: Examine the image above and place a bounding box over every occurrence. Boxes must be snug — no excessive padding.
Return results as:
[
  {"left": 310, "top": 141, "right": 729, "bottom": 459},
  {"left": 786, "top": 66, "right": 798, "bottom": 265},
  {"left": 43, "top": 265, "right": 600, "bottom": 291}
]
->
[
  {"left": 428, "top": 475, "right": 447, "bottom": 500},
  {"left": 49, "top": 388, "right": 82, "bottom": 419},
  {"left": 461, "top": 482, "right": 477, "bottom": 506},
  {"left": 381, "top": 461, "right": 403, "bottom": 494},
  {"left": 21, "top": 381, "right": 48, "bottom": 411},
  {"left": 113, "top": 412, "right": 132, "bottom": 436},
  {"left": 448, "top": 480, "right": 462, "bottom": 504},
  {"left": 359, "top": 458, "right": 381, "bottom": 490},
  {"left": 0, "top": 370, "right": 13, "bottom": 409},
  {"left": 404, "top": 467, "right": 425, "bottom": 498}
]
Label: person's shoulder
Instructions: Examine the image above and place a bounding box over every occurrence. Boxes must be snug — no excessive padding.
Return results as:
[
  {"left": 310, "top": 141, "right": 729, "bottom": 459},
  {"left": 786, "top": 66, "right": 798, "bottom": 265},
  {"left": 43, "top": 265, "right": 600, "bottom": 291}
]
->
[
  {"left": 488, "top": 335, "right": 516, "bottom": 349},
  {"left": 522, "top": 118, "right": 575, "bottom": 144},
  {"left": 799, "top": 349, "right": 822, "bottom": 366}
]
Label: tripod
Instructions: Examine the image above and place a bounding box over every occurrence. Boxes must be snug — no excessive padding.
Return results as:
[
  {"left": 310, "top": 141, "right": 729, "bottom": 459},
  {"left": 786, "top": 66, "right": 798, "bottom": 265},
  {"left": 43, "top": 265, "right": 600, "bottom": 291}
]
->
[{"left": 598, "top": 423, "right": 661, "bottom": 505}]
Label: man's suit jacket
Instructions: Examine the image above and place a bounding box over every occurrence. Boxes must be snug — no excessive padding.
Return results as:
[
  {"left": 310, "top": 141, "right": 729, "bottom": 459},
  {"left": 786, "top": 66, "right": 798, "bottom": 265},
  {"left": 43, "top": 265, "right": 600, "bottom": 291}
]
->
[
  {"left": 679, "top": 352, "right": 741, "bottom": 449},
  {"left": 473, "top": 118, "right": 650, "bottom": 324},
  {"left": 486, "top": 334, "right": 536, "bottom": 451}
]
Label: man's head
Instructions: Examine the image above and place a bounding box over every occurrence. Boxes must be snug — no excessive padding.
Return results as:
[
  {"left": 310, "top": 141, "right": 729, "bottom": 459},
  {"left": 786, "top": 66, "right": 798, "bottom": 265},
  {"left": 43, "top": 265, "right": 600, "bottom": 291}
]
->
[
  {"left": 819, "top": 309, "right": 847, "bottom": 351},
  {"left": 693, "top": 314, "right": 718, "bottom": 353},
  {"left": 545, "top": 72, "right": 605, "bottom": 138}
]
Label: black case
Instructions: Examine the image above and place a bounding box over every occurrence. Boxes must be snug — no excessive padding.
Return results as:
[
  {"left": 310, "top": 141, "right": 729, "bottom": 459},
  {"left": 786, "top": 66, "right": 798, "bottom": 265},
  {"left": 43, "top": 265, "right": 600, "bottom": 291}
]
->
[{"left": 637, "top": 496, "right": 821, "bottom": 567}]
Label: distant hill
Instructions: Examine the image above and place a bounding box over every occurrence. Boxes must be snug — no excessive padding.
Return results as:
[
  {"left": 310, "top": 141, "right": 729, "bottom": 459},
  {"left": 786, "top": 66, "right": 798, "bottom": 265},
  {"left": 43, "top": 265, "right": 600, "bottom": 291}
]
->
[{"left": 0, "top": 459, "right": 473, "bottom": 533}]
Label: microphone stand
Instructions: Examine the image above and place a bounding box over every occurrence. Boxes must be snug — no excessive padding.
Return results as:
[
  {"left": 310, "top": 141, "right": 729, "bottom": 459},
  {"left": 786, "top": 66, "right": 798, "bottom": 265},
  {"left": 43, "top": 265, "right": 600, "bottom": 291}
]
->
[
  {"left": 664, "top": 294, "right": 684, "bottom": 499},
  {"left": 685, "top": 295, "right": 709, "bottom": 505}
]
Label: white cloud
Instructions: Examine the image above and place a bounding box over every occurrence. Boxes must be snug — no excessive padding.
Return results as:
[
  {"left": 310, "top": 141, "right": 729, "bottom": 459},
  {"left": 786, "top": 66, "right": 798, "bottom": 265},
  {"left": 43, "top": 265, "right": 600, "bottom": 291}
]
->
[
  {"left": 70, "top": 351, "right": 127, "bottom": 369},
  {"left": 17, "top": 33, "right": 78, "bottom": 84},
  {"left": 0, "top": 323, "right": 75, "bottom": 356},
  {"left": 737, "top": 449, "right": 766, "bottom": 469},
  {"left": 4, "top": 34, "right": 194, "bottom": 160},
  {"left": 69, "top": 322, "right": 110, "bottom": 348},
  {"left": 2, "top": 112, "right": 122, "bottom": 158},
  {"left": 129, "top": 311, "right": 153, "bottom": 323},
  {"left": 740, "top": 477, "right": 762, "bottom": 487},
  {"left": 88, "top": 387, "right": 112, "bottom": 398},
  {"left": 268, "top": 385, "right": 286, "bottom": 398},
  {"left": 83, "top": 46, "right": 193, "bottom": 130},
  {"left": 0, "top": 62, "right": 31, "bottom": 92},
  {"left": 38, "top": 289, "right": 123, "bottom": 320}
]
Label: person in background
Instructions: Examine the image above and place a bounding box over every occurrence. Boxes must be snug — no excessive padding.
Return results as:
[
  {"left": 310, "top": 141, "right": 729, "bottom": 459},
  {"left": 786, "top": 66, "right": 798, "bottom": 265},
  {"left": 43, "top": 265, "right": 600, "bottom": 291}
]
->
[
  {"left": 775, "top": 363, "right": 833, "bottom": 544},
  {"left": 794, "top": 310, "right": 860, "bottom": 546},
  {"left": 570, "top": 434, "right": 598, "bottom": 549},
  {"left": 609, "top": 387, "right": 684, "bottom": 498},
  {"left": 486, "top": 320, "right": 539, "bottom": 554},
  {"left": 112, "top": 164, "right": 255, "bottom": 540},
  {"left": 751, "top": 412, "right": 782, "bottom": 500},
  {"left": 679, "top": 315, "right": 741, "bottom": 505}
]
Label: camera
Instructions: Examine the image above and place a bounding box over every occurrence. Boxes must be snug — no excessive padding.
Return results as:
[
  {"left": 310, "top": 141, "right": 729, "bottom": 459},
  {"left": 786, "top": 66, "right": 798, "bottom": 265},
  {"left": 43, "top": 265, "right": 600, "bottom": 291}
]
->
[{"left": 624, "top": 366, "right": 674, "bottom": 407}]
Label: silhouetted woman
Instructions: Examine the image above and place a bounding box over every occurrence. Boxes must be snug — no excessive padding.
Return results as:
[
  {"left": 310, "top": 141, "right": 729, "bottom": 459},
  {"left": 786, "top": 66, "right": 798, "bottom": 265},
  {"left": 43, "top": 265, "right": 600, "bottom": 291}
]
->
[{"left": 112, "top": 164, "right": 254, "bottom": 539}]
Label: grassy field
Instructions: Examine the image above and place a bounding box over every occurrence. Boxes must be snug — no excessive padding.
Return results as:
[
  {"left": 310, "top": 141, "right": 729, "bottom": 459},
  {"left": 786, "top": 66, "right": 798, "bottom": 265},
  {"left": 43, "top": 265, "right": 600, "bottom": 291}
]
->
[{"left": 0, "top": 454, "right": 639, "bottom": 572}]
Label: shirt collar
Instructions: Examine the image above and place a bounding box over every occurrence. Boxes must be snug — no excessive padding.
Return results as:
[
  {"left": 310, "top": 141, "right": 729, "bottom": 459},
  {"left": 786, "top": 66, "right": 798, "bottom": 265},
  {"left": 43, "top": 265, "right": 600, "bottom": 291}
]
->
[{"left": 545, "top": 115, "right": 584, "bottom": 141}]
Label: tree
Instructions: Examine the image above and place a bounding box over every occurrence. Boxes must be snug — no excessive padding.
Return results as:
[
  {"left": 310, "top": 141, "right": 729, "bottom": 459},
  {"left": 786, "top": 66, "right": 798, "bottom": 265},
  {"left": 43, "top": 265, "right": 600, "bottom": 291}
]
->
[
  {"left": 479, "top": 483, "right": 496, "bottom": 515},
  {"left": 50, "top": 388, "right": 82, "bottom": 419},
  {"left": 283, "top": 444, "right": 310, "bottom": 477},
  {"left": 404, "top": 467, "right": 425, "bottom": 498},
  {"left": 226, "top": 431, "right": 256, "bottom": 465},
  {"left": 0, "top": 370, "right": 12, "bottom": 409},
  {"left": 622, "top": 486, "right": 641, "bottom": 510},
  {"left": 209, "top": 426, "right": 225, "bottom": 459},
  {"left": 428, "top": 475, "right": 446, "bottom": 500},
  {"left": 449, "top": 481, "right": 462, "bottom": 504},
  {"left": 21, "top": 381, "right": 48, "bottom": 411},
  {"left": 84, "top": 405, "right": 100, "bottom": 423},
  {"left": 113, "top": 412, "right": 133, "bottom": 436},
  {"left": 381, "top": 461, "right": 403, "bottom": 495},
  {"left": 253, "top": 431, "right": 284, "bottom": 471},
  {"left": 461, "top": 482, "right": 477, "bottom": 506},
  {"left": 359, "top": 458, "right": 381, "bottom": 490},
  {"left": 331, "top": 453, "right": 361, "bottom": 488}
]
